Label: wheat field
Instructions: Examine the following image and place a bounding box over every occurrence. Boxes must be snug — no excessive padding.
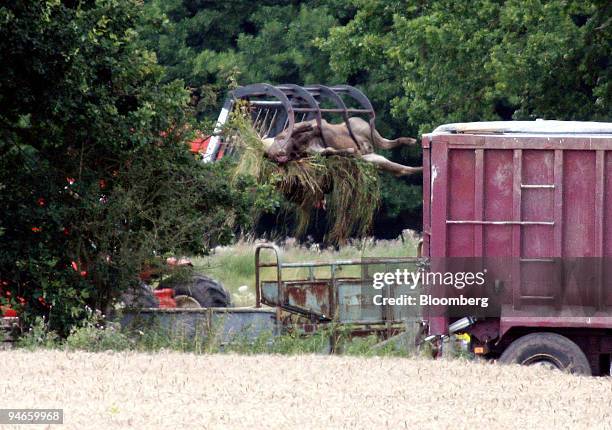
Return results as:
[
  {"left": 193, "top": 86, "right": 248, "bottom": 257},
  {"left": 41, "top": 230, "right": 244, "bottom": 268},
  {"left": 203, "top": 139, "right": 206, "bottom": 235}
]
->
[{"left": 1, "top": 350, "right": 611, "bottom": 429}]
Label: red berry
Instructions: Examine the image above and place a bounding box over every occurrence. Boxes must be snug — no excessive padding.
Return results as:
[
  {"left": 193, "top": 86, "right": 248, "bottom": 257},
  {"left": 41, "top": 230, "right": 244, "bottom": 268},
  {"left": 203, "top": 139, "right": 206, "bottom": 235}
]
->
[{"left": 2, "top": 307, "right": 18, "bottom": 317}]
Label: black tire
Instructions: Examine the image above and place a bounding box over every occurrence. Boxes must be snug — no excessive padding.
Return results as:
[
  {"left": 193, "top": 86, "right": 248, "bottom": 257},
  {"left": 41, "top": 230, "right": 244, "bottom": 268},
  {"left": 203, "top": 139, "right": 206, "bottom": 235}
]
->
[
  {"left": 499, "top": 332, "right": 591, "bottom": 375},
  {"left": 159, "top": 273, "right": 232, "bottom": 308},
  {"left": 121, "top": 282, "right": 159, "bottom": 309}
]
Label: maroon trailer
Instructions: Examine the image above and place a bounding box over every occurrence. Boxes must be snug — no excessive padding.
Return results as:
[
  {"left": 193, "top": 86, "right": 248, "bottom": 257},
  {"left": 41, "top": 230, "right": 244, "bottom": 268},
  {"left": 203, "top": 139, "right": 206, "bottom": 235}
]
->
[{"left": 422, "top": 120, "right": 612, "bottom": 375}]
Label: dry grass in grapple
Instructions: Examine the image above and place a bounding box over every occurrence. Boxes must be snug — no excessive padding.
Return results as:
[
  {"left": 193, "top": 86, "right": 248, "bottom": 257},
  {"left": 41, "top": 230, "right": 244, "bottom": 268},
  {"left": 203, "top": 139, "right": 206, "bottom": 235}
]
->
[
  {"left": 2, "top": 350, "right": 611, "bottom": 429},
  {"left": 229, "top": 112, "right": 380, "bottom": 245}
]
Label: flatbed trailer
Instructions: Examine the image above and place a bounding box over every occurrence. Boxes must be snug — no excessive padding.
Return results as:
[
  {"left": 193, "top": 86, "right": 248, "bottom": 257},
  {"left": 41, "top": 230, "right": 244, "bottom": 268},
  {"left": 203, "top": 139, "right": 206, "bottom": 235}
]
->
[
  {"left": 254, "top": 243, "right": 421, "bottom": 339},
  {"left": 120, "top": 243, "right": 423, "bottom": 347}
]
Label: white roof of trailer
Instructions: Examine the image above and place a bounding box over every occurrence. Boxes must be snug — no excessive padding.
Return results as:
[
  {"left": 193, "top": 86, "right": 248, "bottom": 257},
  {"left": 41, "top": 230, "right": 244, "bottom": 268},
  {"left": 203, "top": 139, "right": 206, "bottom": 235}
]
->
[{"left": 433, "top": 120, "right": 612, "bottom": 135}]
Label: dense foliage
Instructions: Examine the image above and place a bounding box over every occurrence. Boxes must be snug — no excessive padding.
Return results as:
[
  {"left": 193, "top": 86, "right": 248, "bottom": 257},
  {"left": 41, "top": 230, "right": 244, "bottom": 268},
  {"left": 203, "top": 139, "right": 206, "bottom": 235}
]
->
[
  {"left": 0, "top": 1, "right": 255, "bottom": 332},
  {"left": 323, "top": 0, "right": 611, "bottom": 134},
  {"left": 141, "top": 0, "right": 611, "bottom": 235}
]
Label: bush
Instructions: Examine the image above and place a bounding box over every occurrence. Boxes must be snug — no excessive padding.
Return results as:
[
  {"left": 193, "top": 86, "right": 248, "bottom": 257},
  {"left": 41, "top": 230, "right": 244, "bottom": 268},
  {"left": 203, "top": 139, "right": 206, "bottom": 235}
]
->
[
  {"left": 17, "top": 319, "right": 410, "bottom": 357},
  {"left": 0, "top": 1, "right": 255, "bottom": 334},
  {"left": 15, "top": 317, "right": 60, "bottom": 350},
  {"left": 65, "top": 309, "right": 132, "bottom": 352}
]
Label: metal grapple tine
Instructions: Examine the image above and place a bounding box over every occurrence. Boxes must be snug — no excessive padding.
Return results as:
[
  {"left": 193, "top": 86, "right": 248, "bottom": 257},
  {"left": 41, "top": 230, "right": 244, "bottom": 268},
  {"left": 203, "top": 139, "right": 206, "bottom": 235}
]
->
[
  {"left": 277, "top": 83, "right": 323, "bottom": 139},
  {"left": 304, "top": 84, "right": 362, "bottom": 151},
  {"left": 231, "top": 83, "right": 295, "bottom": 149},
  {"left": 217, "top": 83, "right": 376, "bottom": 158},
  {"left": 331, "top": 85, "right": 377, "bottom": 144}
]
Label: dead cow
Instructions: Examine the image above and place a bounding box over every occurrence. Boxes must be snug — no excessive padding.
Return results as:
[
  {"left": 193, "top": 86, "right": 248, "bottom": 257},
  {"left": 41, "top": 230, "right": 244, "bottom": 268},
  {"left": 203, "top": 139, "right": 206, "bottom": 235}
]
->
[{"left": 263, "top": 117, "right": 422, "bottom": 177}]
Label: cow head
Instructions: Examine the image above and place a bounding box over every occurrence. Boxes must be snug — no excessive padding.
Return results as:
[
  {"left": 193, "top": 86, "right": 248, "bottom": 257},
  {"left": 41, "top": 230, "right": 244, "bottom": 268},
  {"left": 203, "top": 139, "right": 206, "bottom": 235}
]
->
[{"left": 264, "top": 122, "right": 315, "bottom": 163}]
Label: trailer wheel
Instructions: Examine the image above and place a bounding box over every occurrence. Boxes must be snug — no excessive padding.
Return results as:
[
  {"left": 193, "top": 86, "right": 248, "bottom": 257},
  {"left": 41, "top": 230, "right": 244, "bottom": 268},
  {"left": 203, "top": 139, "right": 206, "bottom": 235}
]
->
[
  {"left": 499, "top": 332, "right": 591, "bottom": 375},
  {"left": 159, "top": 273, "right": 232, "bottom": 308}
]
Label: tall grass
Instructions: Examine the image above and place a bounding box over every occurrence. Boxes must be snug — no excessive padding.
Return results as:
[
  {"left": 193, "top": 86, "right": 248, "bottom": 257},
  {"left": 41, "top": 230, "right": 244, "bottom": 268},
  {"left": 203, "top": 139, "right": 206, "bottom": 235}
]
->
[{"left": 17, "top": 314, "right": 412, "bottom": 358}]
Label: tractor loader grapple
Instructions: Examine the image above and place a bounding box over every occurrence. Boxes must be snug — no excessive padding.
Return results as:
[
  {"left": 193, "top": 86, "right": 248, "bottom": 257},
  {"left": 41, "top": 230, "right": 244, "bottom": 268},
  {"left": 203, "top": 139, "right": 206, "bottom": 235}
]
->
[{"left": 203, "top": 83, "right": 376, "bottom": 162}]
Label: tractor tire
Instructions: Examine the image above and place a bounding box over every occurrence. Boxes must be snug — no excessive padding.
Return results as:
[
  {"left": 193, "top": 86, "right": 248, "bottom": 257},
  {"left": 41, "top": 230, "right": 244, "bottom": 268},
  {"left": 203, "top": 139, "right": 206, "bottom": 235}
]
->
[
  {"left": 121, "top": 282, "right": 159, "bottom": 309},
  {"left": 160, "top": 273, "right": 232, "bottom": 308},
  {"left": 499, "top": 332, "right": 591, "bottom": 375}
]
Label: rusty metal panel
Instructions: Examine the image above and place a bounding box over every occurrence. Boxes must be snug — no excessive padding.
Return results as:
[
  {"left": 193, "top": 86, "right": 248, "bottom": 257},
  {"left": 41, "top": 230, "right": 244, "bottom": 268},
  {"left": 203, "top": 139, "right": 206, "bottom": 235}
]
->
[
  {"left": 391, "top": 283, "right": 420, "bottom": 321},
  {"left": 447, "top": 149, "right": 475, "bottom": 255},
  {"left": 284, "top": 281, "right": 331, "bottom": 317},
  {"left": 256, "top": 243, "right": 423, "bottom": 327},
  {"left": 422, "top": 136, "right": 431, "bottom": 257},
  {"left": 262, "top": 280, "right": 332, "bottom": 317},
  {"left": 430, "top": 136, "right": 448, "bottom": 258},
  {"left": 483, "top": 149, "right": 513, "bottom": 256},
  {"left": 261, "top": 281, "right": 281, "bottom": 306},
  {"left": 520, "top": 150, "right": 557, "bottom": 302},
  {"left": 337, "top": 280, "right": 382, "bottom": 323},
  {"left": 605, "top": 152, "right": 612, "bottom": 257},
  {"left": 605, "top": 152, "right": 612, "bottom": 306},
  {"left": 336, "top": 281, "right": 419, "bottom": 324},
  {"left": 563, "top": 150, "right": 597, "bottom": 257},
  {"left": 427, "top": 134, "right": 449, "bottom": 335}
]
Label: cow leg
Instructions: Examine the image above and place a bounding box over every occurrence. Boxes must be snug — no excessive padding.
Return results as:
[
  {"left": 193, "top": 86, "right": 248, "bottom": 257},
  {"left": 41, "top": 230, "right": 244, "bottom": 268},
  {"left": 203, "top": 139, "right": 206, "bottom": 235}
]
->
[
  {"left": 307, "top": 146, "right": 355, "bottom": 156},
  {"left": 361, "top": 153, "right": 423, "bottom": 177},
  {"left": 372, "top": 128, "right": 417, "bottom": 149},
  {"left": 320, "top": 147, "right": 355, "bottom": 156}
]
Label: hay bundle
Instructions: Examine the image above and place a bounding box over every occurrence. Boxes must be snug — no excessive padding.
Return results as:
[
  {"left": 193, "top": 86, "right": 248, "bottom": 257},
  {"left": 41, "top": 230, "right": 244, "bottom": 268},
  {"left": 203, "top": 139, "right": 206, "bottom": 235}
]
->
[{"left": 228, "top": 113, "right": 380, "bottom": 245}]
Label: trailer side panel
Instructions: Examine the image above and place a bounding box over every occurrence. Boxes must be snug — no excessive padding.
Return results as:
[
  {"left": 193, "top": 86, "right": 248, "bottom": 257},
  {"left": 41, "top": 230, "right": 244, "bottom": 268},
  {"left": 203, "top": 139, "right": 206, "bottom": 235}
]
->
[{"left": 423, "top": 131, "right": 612, "bottom": 338}]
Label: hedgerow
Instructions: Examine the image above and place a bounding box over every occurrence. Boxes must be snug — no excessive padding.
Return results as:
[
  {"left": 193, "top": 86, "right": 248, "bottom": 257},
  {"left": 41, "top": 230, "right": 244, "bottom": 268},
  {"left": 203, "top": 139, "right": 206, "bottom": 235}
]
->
[{"left": 0, "top": 1, "right": 255, "bottom": 334}]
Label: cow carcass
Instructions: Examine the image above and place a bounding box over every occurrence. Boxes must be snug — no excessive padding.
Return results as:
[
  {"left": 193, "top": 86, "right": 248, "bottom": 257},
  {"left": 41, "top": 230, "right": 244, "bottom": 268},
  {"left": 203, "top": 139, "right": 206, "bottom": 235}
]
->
[{"left": 263, "top": 117, "right": 422, "bottom": 177}]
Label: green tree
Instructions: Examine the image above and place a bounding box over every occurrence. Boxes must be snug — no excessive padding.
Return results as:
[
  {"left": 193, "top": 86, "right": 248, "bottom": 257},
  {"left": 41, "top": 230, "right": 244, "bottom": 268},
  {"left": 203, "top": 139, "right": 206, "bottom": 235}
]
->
[
  {"left": 140, "top": 1, "right": 348, "bottom": 116},
  {"left": 140, "top": 0, "right": 289, "bottom": 116},
  {"left": 141, "top": 0, "right": 611, "bottom": 238},
  {"left": 489, "top": 0, "right": 611, "bottom": 120},
  {"left": 141, "top": 0, "right": 423, "bottom": 236},
  {"left": 321, "top": 0, "right": 610, "bottom": 232},
  {"left": 237, "top": 4, "right": 340, "bottom": 84},
  {"left": 0, "top": 1, "right": 253, "bottom": 333},
  {"left": 323, "top": 0, "right": 611, "bottom": 134}
]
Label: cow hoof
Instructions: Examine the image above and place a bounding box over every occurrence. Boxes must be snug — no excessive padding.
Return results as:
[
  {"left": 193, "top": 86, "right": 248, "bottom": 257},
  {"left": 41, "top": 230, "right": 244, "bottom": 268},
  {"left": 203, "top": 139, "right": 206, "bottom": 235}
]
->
[{"left": 398, "top": 166, "right": 423, "bottom": 177}]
